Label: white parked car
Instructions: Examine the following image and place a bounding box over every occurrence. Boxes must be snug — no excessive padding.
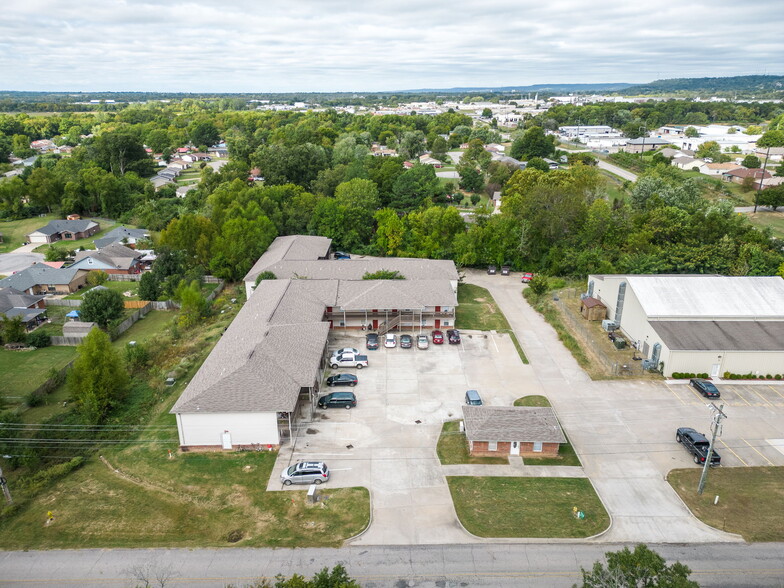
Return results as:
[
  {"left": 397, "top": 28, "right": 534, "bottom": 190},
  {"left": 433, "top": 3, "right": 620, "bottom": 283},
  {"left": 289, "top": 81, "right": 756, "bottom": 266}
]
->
[{"left": 384, "top": 333, "right": 397, "bottom": 348}]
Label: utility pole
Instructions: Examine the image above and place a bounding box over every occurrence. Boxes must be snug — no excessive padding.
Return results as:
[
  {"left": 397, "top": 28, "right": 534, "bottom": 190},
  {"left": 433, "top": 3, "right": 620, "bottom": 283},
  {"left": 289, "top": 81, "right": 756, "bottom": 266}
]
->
[
  {"left": 753, "top": 145, "right": 771, "bottom": 213},
  {"left": 698, "top": 403, "right": 727, "bottom": 495},
  {"left": 0, "top": 466, "right": 12, "bottom": 505}
]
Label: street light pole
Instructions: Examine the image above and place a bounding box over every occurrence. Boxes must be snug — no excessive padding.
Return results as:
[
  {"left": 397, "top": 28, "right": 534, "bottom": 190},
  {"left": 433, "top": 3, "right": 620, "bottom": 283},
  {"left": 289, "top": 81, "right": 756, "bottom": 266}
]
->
[
  {"left": 754, "top": 145, "right": 771, "bottom": 213},
  {"left": 698, "top": 403, "right": 726, "bottom": 495},
  {"left": 639, "top": 126, "right": 647, "bottom": 157}
]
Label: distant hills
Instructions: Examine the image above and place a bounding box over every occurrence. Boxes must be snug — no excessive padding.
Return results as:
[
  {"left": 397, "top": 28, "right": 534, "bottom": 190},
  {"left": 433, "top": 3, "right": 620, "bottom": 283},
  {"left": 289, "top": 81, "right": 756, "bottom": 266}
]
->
[
  {"left": 397, "top": 83, "right": 635, "bottom": 94},
  {"left": 618, "top": 75, "right": 784, "bottom": 96}
]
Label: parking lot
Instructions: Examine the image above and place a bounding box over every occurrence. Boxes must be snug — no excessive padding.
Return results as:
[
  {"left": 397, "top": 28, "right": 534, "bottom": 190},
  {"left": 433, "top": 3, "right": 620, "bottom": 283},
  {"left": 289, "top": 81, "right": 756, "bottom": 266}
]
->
[{"left": 269, "top": 329, "right": 536, "bottom": 544}]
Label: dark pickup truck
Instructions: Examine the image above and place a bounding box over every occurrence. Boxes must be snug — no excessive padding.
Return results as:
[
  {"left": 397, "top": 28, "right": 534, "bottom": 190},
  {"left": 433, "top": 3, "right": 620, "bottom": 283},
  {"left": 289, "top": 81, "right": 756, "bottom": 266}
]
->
[{"left": 676, "top": 427, "right": 721, "bottom": 466}]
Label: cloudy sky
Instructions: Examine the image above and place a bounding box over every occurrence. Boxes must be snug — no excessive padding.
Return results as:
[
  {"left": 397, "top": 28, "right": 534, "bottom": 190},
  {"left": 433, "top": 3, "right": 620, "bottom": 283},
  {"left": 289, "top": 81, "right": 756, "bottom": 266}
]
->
[{"left": 2, "top": 0, "right": 782, "bottom": 92}]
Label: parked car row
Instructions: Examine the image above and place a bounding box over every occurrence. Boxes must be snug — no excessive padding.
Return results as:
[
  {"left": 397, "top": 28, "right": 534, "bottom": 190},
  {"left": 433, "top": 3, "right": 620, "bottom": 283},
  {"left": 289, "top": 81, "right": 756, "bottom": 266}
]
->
[
  {"left": 486, "top": 266, "right": 535, "bottom": 283},
  {"left": 366, "top": 329, "right": 461, "bottom": 349}
]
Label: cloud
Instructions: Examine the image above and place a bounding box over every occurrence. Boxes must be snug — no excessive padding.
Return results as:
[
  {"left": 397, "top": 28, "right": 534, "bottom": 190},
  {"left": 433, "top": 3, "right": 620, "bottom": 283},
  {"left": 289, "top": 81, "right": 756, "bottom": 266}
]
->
[{"left": 0, "top": 0, "right": 782, "bottom": 92}]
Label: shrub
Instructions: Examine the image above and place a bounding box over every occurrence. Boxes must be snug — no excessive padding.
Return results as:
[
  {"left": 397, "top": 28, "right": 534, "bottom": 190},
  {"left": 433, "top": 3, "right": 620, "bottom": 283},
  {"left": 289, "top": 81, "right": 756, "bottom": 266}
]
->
[
  {"left": 698, "top": 373, "right": 709, "bottom": 379},
  {"left": 723, "top": 372, "right": 731, "bottom": 379},
  {"left": 776, "top": 374, "right": 782, "bottom": 380},
  {"left": 470, "top": 194, "right": 481, "bottom": 206},
  {"left": 26, "top": 330, "right": 50, "bottom": 348},
  {"left": 17, "top": 457, "right": 85, "bottom": 495},
  {"left": 125, "top": 342, "right": 150, "bottom": 370},
  {"left": 527, "top": 274, "right": 550, "bottom": 296},
  {"left": 766, "top": 374, "right": 773, "bottom": 379},
  {"left": 87, "top": 270, "right": 109, "bottom": 287}
]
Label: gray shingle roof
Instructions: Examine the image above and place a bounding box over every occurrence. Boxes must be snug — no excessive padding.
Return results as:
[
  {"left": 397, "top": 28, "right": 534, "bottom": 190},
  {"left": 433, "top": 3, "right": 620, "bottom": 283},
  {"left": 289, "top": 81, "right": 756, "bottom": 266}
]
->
[
  {"left": 0, "top": 265, "right": 84, "bottom": 292},
  {"left": 253, "top": 258, "right": 459, "bottom": 283},
  {"left": 29, "top": 219, "right": 98, "bottom": 236},
  {"left": 462, "top": 405, "right": 566, "bottom": 443},
  {"left": 244, "top": 235, "right": 332, "bottom": 282},
  {"left": 650, "top": 320, "right": 784, "bottom": 352},
  {"left": 0, "top": 287, "right": 44, "bottom": 313},
  {"left": 335, "top": 279, "right": 456, "bottom": 309},
  {"left": 73, "top": 243, "right": 142, "bottom": 270},
  {"left": 93, "top": 227, "right": 149, "bottom": 249},
  {"left": 171, "top": 279, "right": 331, "bottom": 414}
]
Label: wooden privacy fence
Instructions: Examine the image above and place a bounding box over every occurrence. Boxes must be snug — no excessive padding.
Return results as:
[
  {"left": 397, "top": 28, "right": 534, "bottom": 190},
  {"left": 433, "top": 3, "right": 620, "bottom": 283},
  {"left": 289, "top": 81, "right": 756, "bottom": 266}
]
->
[
  {"left": 124, "top": 300, "right": 149, "bottom": 309},
  {"left": 44, "top": 298, "right": 81, "bottom": 307},
  {"left": 107, "top": 273, "right": 142, "bottom": 282}
]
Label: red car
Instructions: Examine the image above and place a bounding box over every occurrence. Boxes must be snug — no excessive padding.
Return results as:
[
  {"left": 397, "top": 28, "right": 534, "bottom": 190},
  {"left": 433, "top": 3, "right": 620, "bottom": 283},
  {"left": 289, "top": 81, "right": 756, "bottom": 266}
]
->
[
  {"left": 431, "top": 330, "right": 444, "bottom": 344},
  {"left": 521, "top": 272, "right": 534, "bottom": 283}
]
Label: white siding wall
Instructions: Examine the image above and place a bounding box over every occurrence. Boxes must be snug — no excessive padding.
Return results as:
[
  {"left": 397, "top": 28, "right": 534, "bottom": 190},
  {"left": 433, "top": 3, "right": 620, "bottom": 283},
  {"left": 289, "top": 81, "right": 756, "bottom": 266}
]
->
[
  {"left": 177, "top": 411, "right": 279, "bottom": 447},
  {"left": 665, "top": 350, "right": 784, "bottom": 378}
]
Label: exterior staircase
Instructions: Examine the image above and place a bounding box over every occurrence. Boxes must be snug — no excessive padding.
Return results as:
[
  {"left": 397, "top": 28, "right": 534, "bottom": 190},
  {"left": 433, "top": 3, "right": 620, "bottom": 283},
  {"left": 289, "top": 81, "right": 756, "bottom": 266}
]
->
[{"left": 377, "top": 314, "right": 401, "bottom": 336}]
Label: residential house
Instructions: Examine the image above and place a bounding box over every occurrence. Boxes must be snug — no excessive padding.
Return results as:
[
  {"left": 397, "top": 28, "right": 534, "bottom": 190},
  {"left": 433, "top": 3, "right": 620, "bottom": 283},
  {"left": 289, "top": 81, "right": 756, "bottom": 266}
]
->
[
  {"left": 0, "top": 287, "right": 46, "bottom": 329},
  {"left": 462, "top": 405, "right": 567, "bottom": 458},
  {"left": 754, "top": 146, "right": 784, "bottom": 163},
  {"left": 671, "top": 156, "right": 705, "bottom": 171},
  {"left": 93, "top": 227, "right": 150, "bottom": 249},
  {"left": 30, "top": 139, "right": 56, "bottom": 152},
  {"left": 722, "top": 168, "right": 771, "bottom": 187},
  {"left": 26, "top": 219, "right": 100, "bottom": 245},
  {"left": 0, "top": 264, "right": 89, "bottom": 295},
  {"left": 70, "top": 243, "right": 145, "bottom": 274},
  {"left": 587, "top": 274, "right": 784, "bottom": 378},
  {"left": 418, "top": 154, "right": 443, "bottom": 167},
  {"left": 182, "top": 153, "right": 211, "bottom": 163},
  {"left": 698, "top": 162, "right": 742, "bottom": 176}
]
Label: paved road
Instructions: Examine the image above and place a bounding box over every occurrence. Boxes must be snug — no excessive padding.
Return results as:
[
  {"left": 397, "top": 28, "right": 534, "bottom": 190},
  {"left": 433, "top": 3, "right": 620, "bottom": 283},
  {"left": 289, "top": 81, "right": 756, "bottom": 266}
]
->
[
  {"left": 1, "top": 543, "right": 782, "bottom": 587},
  {"left": 463, "top": 270, "right": 743, "bottom": 544},
  {"left": 596, "top": 159, "right": 638, "bottom": 182}
]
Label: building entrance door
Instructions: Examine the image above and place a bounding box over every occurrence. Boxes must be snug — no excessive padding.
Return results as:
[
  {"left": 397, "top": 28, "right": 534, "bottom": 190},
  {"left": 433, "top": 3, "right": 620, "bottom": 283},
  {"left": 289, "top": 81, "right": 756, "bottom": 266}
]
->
[
  {"left": 510, "top": 441, "right": 520, "bottom": 456},
  {"left": 221, "top": 431, "right": 232, "bottom": 449}
]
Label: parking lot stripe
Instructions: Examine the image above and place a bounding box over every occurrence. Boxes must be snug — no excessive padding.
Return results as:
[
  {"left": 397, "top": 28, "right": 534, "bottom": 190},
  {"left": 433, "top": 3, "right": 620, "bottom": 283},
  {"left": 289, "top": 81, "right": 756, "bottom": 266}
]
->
[
  {"left": 685, "top": 384, "right": 706, "bottom": 402},
  {"left": 742, "top": 438, "right": 774, "bottom": 466},
  {"left": 768, "top": 385, "right": 784, "bottom": 400},
  {"left": 729, "top": 387, "right": 752, "bottom": 406},
  {"left": 719, "top": 439, "right": 748, "bottom": 466},
  {"left": 664, "top": 383, "right": 687, "bottom": 405},
  {"left": 746, "top": 386, "right": 776, "bottom": 408}
]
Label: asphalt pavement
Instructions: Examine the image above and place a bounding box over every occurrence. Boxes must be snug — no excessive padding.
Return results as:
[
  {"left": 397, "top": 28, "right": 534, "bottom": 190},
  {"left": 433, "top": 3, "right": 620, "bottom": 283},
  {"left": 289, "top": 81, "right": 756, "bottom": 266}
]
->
[{"left": 1, "top": 543, "right": 782, "bottom": 587}]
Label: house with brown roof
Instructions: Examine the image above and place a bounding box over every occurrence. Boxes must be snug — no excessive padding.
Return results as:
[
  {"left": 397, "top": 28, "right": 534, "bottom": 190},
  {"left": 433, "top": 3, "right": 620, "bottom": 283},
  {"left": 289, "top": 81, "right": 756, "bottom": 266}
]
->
[
  {"left": 0, "top": 287, "right": 46, "bottom": 329},
  {"left": 462, "top": 405, "right": 566, "bottom": 457},
  {"left": 0, "top": 264, "right": 89, "bottom": 295},
  {"left": 722, "top": 168, "right": 771, "bottom": 187}
]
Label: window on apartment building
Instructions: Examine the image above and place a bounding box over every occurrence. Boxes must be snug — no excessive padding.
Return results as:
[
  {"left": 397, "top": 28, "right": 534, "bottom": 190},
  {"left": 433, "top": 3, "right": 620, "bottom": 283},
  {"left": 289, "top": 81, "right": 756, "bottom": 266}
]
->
[
  {"left": 533, "top": 442, "right": 543, "bottom": 453},
  {"left": 488, "top": 441, "right": 498, "bottom": 451},
  {"left": 339, "top": 321, "right": 345, "bottom": 327},
  {"left": 442, "top": 321, "right": 449, "bottom": 326}
]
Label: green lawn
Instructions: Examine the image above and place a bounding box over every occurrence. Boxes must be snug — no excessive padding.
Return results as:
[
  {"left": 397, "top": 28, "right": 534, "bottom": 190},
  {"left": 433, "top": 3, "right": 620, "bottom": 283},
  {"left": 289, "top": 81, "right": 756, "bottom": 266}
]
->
[
  {"left": 65, "top": 280, "right": 140, "bottom": 300},
  {"left": 436, "top": 420, "right": 509, "bottom": 465},
  {"left": 447, "top": 477, "right": 609, "bottom": 538},
  {"left": 514, "top": 395, "right": 551, "bottom": 407},
  {"left": 0, "top": 214, "right": 58, "bottom": 253},
  {"left": 456, "top": 284, "right": 512, "bottom": 331},
  {"left": 112, "top": 310, "right": 174, "bottom": 348},
  {"left": 0, "top": 346, "right": 77, "bottom": 398},
  {"left": 0, "top": 448, "right": 370, "bottom": 549},
  {"left": 746, "top": 211, "right": 784, "bottom": 239},
  {"left": 668, "top": 467, "right": 784, "bottom": 542}
]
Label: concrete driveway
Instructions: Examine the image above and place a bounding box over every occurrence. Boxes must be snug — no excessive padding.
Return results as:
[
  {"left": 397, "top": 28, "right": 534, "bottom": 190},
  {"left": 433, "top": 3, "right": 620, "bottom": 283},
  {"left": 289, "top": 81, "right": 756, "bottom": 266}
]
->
[
  {"left": 463, "top": 269, "right": 782, "bottom": 543},
  {"left": 0, "top": 242, "right": 44, "bottom": 275},
  {"left": 270, "top": 330, "right": 540, "bottom": 545}
]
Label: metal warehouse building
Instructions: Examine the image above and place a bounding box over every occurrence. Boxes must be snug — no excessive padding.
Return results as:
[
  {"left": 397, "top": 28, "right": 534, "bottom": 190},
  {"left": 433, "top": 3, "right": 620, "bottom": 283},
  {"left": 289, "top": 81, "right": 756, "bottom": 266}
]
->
[{"left": 586, "top": 274, "right": 784, "bottom": 378}]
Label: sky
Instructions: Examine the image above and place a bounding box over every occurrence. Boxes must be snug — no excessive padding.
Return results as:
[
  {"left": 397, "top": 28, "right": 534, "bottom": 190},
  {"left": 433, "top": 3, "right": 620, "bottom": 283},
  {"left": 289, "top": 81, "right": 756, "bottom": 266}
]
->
[{"left": 1, "top": 0, "right": 783, "bottom": 93}]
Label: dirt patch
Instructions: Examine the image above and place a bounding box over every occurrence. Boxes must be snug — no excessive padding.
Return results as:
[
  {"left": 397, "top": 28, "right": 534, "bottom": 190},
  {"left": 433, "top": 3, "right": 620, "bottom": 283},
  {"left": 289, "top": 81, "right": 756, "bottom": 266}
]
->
[{"left": 306, "top": 428, "right": 319, "bottom": 435}]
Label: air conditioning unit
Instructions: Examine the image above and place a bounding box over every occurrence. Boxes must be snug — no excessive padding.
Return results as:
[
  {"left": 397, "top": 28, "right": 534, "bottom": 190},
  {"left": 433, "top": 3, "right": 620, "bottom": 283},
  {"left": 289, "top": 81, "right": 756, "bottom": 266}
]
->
[
  {"left": 601, "top": 319, "right": 618, "bottom": 332},
  {"left": 642, "top": 359, "right": 656, "bottom": 370}
]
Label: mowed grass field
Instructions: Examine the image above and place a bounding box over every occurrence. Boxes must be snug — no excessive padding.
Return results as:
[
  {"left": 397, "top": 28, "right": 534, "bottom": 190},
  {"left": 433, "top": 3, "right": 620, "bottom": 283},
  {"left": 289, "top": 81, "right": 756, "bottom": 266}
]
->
[
  {"left": 745, "top": 211, "right": 784, "bottom": 239},
  {"left": 0, "top": 214, "right": 58, "bottom": 253},
  {"left": 668, "top": 466, "right": 784, "bottom": 542},
  {"left": 0, "top": 448, "right": 370, "bottom": 549},
  {"left": 447, "top": 477, "right": 609, "bottom": 538},
  {"left": 0, "top": 346, "right": 77, "bottom": 397}
]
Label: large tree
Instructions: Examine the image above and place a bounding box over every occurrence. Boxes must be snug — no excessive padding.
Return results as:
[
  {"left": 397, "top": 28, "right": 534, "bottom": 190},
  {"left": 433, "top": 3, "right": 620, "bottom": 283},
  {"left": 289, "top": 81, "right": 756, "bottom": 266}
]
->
[
  {"left": 90, "top": 132, "right": 151, "bottom": 175},
  {"left": 67, "top": 328, "right": 129, "bottom": 424},
  {"left": 509, "top": 126, "right": 555, "bottom": 160},
  {"left": 188, "top": 121, "right": 221, "bottom": 148},
  {"left": 80, "top": 287, "right": 125, "bottom": 329}
]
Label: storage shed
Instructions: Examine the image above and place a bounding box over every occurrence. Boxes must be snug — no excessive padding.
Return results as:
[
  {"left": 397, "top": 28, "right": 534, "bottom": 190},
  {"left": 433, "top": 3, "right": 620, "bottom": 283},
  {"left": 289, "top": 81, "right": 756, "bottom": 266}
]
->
[{"left": 580, "top": 296, "right": 606, "bottom": 321}]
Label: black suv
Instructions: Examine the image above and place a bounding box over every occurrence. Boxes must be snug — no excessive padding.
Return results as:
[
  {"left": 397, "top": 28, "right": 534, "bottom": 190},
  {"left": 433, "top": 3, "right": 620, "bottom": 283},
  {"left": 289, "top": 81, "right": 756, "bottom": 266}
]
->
[
  {"left": 318, "top": 391, "right": 357, "bottom": 409},
  {"left": 676, "top": 427, "right": 721, "bottom": 466},
  {"left": 447, "top": 329, "right": 461, "bottom": 344},
  {"left": 326, "top": 374, "right": 358, "bottom": 387},
  {"left": 690, "top": 378, "right": 720, "bottom": 398},
  {"left": 366, "top": 333, "right": 379, "bottom": 350},
  {"left": 399, "top": 334, "right": 413, "bottom": 348}
]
